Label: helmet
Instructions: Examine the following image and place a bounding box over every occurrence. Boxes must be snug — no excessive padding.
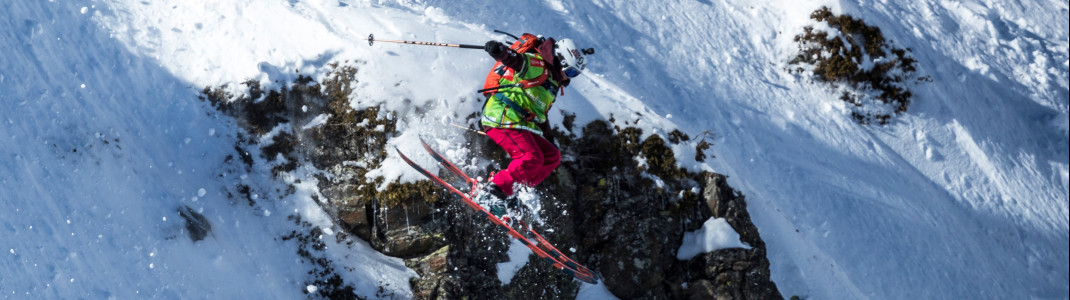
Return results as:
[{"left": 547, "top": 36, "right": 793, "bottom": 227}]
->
[{"left": 554, "top": 38, "right": 588, "bottom": 78}]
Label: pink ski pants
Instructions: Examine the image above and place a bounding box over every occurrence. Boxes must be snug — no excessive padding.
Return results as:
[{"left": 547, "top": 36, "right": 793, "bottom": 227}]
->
[{"left": 485, "top": 128, "right": 561, "bottom": 196}]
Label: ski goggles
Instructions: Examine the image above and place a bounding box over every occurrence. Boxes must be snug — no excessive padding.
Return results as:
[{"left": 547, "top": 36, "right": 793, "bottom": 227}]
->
[{"left": 563, "top": 66, "right": 581, "bottom": 78}]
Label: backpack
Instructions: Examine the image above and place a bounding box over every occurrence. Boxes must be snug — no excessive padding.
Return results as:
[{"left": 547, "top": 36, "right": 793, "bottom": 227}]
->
[{"left": 481, "top": 33, "right": 561, "bottom": 96}]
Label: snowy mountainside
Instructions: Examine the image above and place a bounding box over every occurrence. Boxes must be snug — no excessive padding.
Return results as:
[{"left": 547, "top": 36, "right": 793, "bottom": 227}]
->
[
  {"left": 2, "top": 1, "right": 415, "bottom": 298},
  {"left": 400, "top": 0, "right": 1069, "bottom": 297},
  {"left": 2, "top": 0, "right": 1067, "bottom": 299}
]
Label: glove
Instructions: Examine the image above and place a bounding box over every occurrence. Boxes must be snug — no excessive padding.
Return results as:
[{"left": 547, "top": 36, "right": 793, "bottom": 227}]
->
[{"left": 484, "top": 40, "right": 507, "bottom": 59}]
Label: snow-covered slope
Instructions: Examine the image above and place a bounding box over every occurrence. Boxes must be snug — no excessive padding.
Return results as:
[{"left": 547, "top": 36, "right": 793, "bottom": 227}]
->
[
  {"left": 3, "top": 0, "right": 1066, "bottom": 299},
  {"left": 1, "top": 1, "right": 414, "bottom": 298}
]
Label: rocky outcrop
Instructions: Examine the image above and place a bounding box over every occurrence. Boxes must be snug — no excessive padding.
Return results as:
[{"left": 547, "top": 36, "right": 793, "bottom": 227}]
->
[
  {"left": 669, "top": 173, "right": 782, "bottom": 299},
  {"left": 203, "top": 64, "right": 783, "bottom": 299}
]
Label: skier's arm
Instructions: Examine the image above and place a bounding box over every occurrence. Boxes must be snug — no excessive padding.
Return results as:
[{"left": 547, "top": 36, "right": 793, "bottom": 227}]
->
[{"left": 484, "top": 41, "right": 526, "bottom": 71}]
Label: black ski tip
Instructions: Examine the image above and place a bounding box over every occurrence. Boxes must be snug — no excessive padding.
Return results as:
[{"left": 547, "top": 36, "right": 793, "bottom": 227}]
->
[
  {"left": 577, "top": 276, "right": 598, "bottom": 285},
  {"left": 394, "top": 145, "right": 410, "bottom": 161},
  {"left": 574, "top": 269, "right": 601, "bottom": 285}
]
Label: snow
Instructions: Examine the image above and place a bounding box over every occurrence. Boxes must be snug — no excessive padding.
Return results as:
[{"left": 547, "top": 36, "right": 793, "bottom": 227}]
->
[
  {"left": 3, "top": 0, "right": 1067, "bottom": 299},
  {"left": 577, "top": 281, "right": 620, "bottom": 300},
  {"left": 496, "top": 238, "right": 532, "bottom": 285},
  {"left": 676, "top": 218, "right": 752, "bottom": 261},
  {"left": 301, "top": 113, "right": 330, "bottom": 130},
  {"left": 0, "top": 1, "right": 414, "bottom": 298}
]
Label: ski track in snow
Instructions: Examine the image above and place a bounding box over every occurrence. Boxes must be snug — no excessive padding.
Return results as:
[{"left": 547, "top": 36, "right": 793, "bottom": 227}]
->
[{"left": 2, "top": 0, "right": 1067, "bottom": 299}]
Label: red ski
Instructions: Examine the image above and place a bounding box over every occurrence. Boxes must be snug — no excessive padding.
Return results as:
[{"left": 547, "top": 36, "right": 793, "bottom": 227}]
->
[{"left": 395, "top": 138, "right": 600, "bottom": 284}]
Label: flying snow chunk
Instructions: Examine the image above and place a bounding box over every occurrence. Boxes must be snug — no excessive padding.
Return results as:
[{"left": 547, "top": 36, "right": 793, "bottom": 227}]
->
[
  {"left": 80, "top": 7, "right": 87, "bottom": 14},
  {"left": 306, "top": 285, "right": 318, "bottom": 293},
  {"left": 676, "top": 218, "right": 751, "bottom": 260}
]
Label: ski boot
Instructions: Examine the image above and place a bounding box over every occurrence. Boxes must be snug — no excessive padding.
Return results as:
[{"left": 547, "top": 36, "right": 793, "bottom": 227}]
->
[{"left": 475, "top": 184, "right": 523, "bottom": 227}]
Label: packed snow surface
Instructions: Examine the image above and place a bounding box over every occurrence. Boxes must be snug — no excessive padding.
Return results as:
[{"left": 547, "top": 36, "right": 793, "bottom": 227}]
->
[
  {"left": 677, "top": 218, "right": 751, "bottom": 261},
  {"left": 2, "top": 0, "right": 1066, "bottom": 299}
]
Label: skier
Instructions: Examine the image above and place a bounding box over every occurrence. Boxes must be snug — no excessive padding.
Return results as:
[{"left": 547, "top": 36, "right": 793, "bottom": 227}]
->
[
  {"left": 476, "top": 35, "right": 590, "bottom": 217},
  {"left": 386, "top": 34, "right": 601, "bottom": 283}
]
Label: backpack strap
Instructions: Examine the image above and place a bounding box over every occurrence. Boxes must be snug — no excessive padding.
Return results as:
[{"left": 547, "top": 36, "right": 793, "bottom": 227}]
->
[
  {"left": 536, "top": 37, "right": 567, "bottom": 88},
  {"left": 495, "top": 92, "right": 536, "bottom": 122},
  {"left": 517, "top": 58, "right": 549, "bottom": 89}
]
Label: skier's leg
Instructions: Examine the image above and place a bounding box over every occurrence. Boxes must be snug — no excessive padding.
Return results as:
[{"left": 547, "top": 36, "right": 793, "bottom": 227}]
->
[
  {"left": 527, "top": 135, "right": 561, "bottom": 186},
  {"left": 485, "top": 128, "right": 544, "bottom": 196}
]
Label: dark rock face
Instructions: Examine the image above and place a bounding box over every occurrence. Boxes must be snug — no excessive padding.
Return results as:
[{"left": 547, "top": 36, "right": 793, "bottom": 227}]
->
[
  {"left": 203, "top": 64, "right": 782, "bottom": 299},
  {"left": 670, "top": 174, "right": 783, "bottom": 300},
  {"left": 320, "top": 179, "right": 446, "bottom": 258},
  {"left": 536, "top": 120, "right": 781, "bottom": 299}
]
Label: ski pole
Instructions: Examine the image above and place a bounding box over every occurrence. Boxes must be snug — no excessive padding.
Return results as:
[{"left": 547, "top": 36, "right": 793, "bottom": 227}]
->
[
  {"left": 493, "top": 30, "right": 521, "bottom": 41},
  {"left": 367, "top": 34, "right": 483, "bottom": 49},
  {"left": 477, "top": 84, "right": 521, "bottom": 94},
  {"left": 449, "top": 122, "right": 487, "bottom": 135}
]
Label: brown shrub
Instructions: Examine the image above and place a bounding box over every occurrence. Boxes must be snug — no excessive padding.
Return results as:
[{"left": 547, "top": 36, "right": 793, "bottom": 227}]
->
[{"left": 789, "top": 6, "right": 925, "bottom": 125}]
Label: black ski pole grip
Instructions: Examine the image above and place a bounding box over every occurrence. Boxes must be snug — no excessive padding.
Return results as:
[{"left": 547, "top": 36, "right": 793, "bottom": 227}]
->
[{"left": 478, "top": 84, "right": 521, "bottom": 94}]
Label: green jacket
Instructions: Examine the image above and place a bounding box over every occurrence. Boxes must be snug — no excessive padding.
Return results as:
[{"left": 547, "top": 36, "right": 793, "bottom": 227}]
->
[{"left": 480, "top": 53, "right": 560, "bottom": 134}]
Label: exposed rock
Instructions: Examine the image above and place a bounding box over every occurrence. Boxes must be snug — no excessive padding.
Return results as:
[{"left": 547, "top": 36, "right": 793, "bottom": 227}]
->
[
  {"left": 279, "top": 215, "right": 360, "bottom": 299},
  {"left": 405, "top": 246, "right": 451, "bottom": 299},
  {"left": 203, "top": 63, "right": 783, "bottom": 299},
  {"left": 681, "top": 173, "right": 782, "bottom": 300},
  {"left": 685, "top": 279, "right": 717, "bottom": 300},
  {"left": 534, "top": 120, "right": 706, "bottom": 299},
  {"left": 320, "top": 177, "right": 445, "bottom": 258}
]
